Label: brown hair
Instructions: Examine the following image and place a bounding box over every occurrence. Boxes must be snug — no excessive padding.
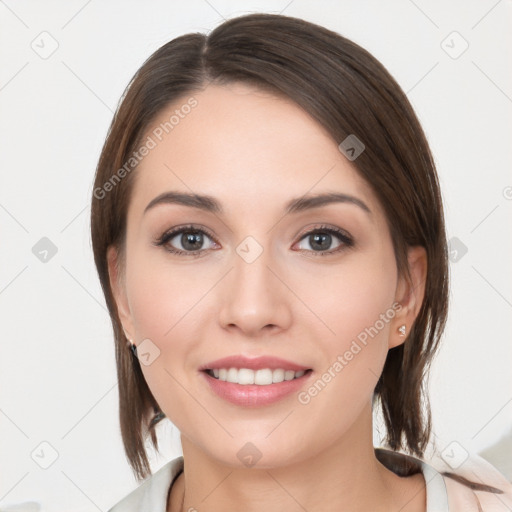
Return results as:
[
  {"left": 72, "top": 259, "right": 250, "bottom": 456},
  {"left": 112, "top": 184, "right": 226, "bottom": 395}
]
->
[{"left": 91, "top": 13, "right": 449, "bottom": 481}]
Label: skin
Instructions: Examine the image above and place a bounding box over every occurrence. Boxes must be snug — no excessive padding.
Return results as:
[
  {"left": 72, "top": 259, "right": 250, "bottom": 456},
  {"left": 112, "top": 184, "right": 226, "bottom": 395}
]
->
[{"left": 108, "top": 83, "right": 428, "bottom": 512}]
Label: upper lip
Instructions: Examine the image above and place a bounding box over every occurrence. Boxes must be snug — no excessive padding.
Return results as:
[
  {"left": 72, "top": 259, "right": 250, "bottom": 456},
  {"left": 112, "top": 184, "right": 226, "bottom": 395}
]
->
[{"left": 199, "top": 355, "right": 311, "bottom": 372}]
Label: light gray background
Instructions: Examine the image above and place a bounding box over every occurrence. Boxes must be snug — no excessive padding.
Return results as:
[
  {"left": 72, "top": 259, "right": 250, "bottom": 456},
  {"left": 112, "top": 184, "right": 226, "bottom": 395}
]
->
[{"left": 1, "top": 1, "right": 511, "bottom": 510}]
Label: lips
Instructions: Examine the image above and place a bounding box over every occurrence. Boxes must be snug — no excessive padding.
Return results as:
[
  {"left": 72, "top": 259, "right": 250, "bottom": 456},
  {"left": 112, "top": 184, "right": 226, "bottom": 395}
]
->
[
  {"left": 201, "top": 369, "right": 312, "bottom": 407},
  {"left": 199, "top": 355, "right": 313, "bottom": 407}
]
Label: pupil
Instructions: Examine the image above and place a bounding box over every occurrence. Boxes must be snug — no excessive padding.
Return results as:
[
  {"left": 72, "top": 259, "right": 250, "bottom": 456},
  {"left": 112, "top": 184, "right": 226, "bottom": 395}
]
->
[
  {"left": 311, "top": 233, "right": 331, "bottom": 251},
  {"left": 182, "top": 231, "right": 202, "bottom": 250}
]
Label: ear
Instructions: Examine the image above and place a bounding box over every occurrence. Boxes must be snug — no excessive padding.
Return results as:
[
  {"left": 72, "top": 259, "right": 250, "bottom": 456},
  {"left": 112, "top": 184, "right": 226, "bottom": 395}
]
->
[
  {"left": 107, "top": 245, "right": 135, "bottom": 342},
  {"left": 389, "top": 246, "right": 427, "bottom": 349}
]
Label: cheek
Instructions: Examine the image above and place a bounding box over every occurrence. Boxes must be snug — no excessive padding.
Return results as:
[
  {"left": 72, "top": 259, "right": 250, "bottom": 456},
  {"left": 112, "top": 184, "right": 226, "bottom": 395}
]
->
[
  {"left": 125, "top": 246, "right": 206, "bottom": 340},
  {"left": 296, "top": 251, "right": 397, "bottom": 399},
  {"left": 124, "top": 246, "right": 215, "bottom": 398},
  {"left": 123, "top": 250, "right": 207, "bottom": 423},
  {"left": 300, "top": 249, "right": 397, "bottom": 348},
  {"left": 292, "top": 254, "right": 398, "bottom": 440}
]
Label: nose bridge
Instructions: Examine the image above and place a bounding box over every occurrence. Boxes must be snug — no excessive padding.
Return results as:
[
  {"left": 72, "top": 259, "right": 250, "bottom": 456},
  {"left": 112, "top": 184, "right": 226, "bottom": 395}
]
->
[{"left": 218, "top": 236, "right": 291, "bottom": 334}]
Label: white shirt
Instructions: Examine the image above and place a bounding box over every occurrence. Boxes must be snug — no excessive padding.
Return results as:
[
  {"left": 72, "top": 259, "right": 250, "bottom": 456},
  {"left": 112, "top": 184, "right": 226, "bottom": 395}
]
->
[{"left": 107, "top": 448, "right": 512, "bottom": 511}]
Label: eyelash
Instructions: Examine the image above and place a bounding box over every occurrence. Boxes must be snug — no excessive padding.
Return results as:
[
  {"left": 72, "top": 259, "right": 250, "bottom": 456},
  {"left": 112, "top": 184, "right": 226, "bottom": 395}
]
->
[{"left": 153, "top": 224, "right": 354, "bottom": 258}]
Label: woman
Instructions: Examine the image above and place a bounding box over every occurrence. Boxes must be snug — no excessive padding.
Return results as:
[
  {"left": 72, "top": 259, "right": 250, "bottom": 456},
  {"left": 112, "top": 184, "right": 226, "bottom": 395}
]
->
[{"left": 90, "top": 13, "right": 512, "bottom": 511}]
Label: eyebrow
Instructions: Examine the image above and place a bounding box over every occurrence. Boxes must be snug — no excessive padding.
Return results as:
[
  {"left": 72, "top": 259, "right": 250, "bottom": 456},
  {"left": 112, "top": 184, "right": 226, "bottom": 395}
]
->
[{"left": 144, "top": 191, "right": 371, "bottom": 216}]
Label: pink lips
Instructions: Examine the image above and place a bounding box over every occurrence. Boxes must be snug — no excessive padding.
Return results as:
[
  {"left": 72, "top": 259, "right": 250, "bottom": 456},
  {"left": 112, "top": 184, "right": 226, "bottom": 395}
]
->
[{"left": 199, "top": 355, "right": 313, "bottom": 407}]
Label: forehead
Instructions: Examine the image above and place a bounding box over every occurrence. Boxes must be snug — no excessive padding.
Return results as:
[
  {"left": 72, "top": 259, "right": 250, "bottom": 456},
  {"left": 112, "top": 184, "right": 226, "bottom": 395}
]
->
[{"left": 130, "top": 83, "right": 378, "bottom": 218}]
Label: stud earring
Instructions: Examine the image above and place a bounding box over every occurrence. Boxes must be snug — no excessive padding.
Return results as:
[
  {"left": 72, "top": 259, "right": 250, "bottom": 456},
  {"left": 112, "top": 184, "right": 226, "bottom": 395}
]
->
[{"left": 398, "top": 325, "right": 406, "bottom": 337}]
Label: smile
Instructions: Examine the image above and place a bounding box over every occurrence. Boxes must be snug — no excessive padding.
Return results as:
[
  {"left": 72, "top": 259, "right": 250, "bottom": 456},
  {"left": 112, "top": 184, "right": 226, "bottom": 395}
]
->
[{"left": 201, "top": 368, "right": 313, "bottom": 407}]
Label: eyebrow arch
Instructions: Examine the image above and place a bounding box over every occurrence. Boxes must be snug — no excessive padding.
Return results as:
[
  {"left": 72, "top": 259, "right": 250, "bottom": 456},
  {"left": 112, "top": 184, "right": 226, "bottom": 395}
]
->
[
  {"left": 285, "top": 192, "right": 371, "bottom": 215},
  {"left": 144, "top": 191, "right": 371, "bottom": 215}
]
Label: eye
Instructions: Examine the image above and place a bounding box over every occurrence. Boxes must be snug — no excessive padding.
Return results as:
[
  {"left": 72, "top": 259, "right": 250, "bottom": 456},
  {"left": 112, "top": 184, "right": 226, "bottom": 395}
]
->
[
  {"left": 294, "top": 224, "right": 354, "bottom": 256},
  {"left": 154, "top": 223, "right": 354, "bottom": 257},
  {"left": 154, "top": 225, "right": 219, "bottom": 256}
]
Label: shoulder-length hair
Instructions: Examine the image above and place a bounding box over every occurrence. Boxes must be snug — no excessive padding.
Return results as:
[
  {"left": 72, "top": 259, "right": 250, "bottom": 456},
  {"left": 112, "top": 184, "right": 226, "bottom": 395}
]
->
[{"left": 91, "top": 13, "right": 449, "bottom": 481}]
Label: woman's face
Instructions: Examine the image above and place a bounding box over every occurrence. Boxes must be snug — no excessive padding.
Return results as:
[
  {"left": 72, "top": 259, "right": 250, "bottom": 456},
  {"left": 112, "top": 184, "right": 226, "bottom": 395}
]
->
[{"left": 110, "top": 82, "right": 423, "bottom": 468}]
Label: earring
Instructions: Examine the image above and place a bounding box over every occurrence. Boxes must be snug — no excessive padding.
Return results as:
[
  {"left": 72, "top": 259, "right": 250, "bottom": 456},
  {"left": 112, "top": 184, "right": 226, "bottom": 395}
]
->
[
  {"left": 126, "top": 337, "right": 137, "bottom": 356},
  {"left": 398, "top": 325, "right": 406, "bottom": 337},
  {"left": 149, "top": 409, "right": 166, "bottom": 428}
]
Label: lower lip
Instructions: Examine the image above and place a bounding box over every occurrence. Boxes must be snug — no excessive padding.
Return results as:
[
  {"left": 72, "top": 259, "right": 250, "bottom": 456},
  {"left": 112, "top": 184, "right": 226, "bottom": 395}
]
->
[{"left": 200, "top": 370, "right": 313, "bottom": 407}]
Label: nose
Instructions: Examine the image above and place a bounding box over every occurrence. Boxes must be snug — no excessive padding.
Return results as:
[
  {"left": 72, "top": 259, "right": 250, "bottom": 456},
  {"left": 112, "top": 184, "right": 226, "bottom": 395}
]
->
[{"left": 217, "top": 244, "right": 292, "bottom": 337}]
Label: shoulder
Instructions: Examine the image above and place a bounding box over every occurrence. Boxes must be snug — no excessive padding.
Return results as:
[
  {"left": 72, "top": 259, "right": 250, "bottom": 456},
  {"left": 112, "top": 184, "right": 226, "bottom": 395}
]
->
[
  {"left": 107, "top": 456, "right": 184, "bottom": 512},
  {"left": 376, "top": 447, "right": 512, "bottom": 511},
  {"left": 433, "top": 450, "right": 512, "bottom": 511}
]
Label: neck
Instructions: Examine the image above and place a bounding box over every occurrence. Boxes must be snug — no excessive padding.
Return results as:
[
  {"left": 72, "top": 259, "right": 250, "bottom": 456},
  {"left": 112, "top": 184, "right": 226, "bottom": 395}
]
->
[{"left": 168, "top": 404, "right": 426, "bottom": 512}]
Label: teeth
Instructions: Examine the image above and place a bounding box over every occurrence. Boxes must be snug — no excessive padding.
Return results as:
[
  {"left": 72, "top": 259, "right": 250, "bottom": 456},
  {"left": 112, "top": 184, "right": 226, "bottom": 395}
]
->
[{"left": 208, "top": 367, "right": 307, "bottom": 385}]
